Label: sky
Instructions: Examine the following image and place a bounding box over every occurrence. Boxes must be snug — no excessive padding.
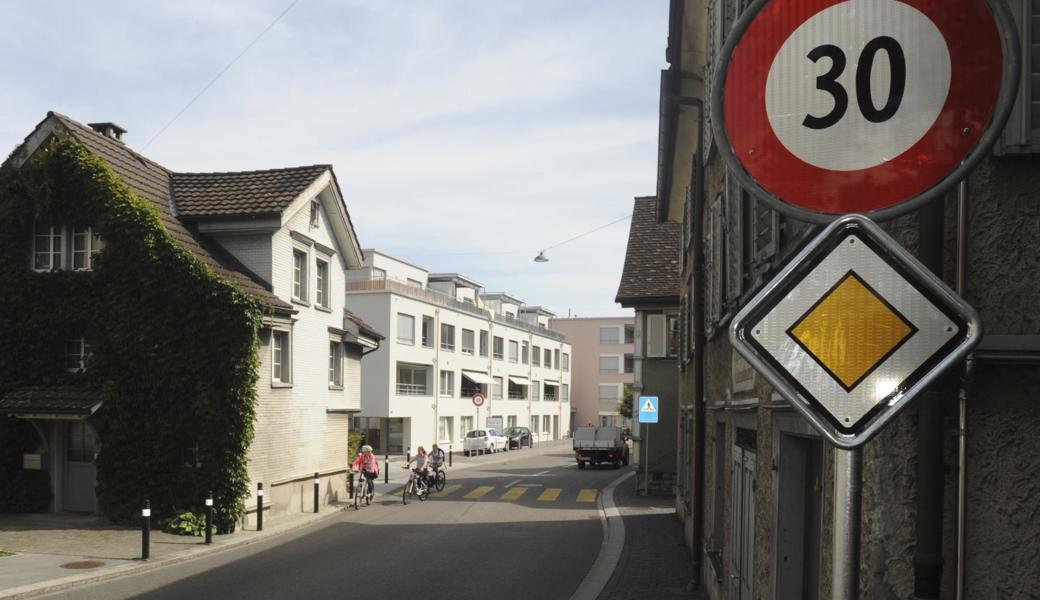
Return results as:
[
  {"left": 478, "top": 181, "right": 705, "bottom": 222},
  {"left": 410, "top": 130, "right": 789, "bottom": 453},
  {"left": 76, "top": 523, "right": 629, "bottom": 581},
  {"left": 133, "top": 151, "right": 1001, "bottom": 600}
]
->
[{"left": 0, "top": 1, "right": 669, "bottom": 317}]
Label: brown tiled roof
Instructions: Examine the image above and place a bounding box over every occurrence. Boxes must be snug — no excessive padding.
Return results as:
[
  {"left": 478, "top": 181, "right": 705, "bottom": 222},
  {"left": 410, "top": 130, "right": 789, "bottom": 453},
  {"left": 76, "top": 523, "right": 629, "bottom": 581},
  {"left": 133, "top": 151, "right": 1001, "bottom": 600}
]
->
[
  {"left": 172, "top": 165, "right": 330, "bottom": 219},
  {"left": 344, "top": 308, "right": 384, "bottom": 341},
  {"left": 615, "top": 196, "right": 681, "bottom": 305},
  {"left": 0, "top": 386, "right": 103, "bottom": 416},
  {"left": 44, "top": 112, "right": 293, "bottom": 312}
]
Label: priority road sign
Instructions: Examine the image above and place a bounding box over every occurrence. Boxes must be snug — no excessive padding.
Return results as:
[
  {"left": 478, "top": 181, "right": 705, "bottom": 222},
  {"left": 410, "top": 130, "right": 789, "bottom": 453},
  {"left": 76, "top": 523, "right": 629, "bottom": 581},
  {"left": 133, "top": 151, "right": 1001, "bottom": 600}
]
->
[
  {"left": 638, "top": 396, "right": 659, "bottom": 424},
  {"left": 730, "top": 215, "right": 980, "bottom": 448},
  {"left": 711, "top": 0, "right": 1020, "bottom": 223}
]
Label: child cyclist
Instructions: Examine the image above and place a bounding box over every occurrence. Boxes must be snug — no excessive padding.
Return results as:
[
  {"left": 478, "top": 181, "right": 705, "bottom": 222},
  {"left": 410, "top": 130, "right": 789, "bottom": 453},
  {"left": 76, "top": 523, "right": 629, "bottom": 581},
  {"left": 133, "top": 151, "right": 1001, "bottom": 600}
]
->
[{"left": 351, "top": 445, "right": 379, "bottom": 500}]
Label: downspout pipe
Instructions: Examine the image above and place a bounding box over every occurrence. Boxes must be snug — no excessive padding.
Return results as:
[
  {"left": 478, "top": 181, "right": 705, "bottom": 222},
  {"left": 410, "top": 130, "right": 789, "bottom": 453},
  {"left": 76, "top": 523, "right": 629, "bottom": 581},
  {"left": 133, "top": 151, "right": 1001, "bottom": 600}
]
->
[
  {"left": 665, "top": 92, "right": 705, "bottom": 588},
  {"left": 914, "top": 195, "right": 946, "bottom": 600}
]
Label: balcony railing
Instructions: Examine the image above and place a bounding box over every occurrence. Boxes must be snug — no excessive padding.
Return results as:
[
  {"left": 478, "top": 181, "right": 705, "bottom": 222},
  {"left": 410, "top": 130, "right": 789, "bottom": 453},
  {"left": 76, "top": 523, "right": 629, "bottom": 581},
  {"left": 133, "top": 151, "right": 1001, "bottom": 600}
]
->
[
  {"left": 396, "top": 383, "right": 427, "bottom": 395},
  {"left": 508, "top": 392, "right": 526, "bottom": 400},
  {"left": 441, "top": 342, "right": 455, "bottom": 351},
  {"left": 544, "top": 394, "right": 558, "bottom": 401}
]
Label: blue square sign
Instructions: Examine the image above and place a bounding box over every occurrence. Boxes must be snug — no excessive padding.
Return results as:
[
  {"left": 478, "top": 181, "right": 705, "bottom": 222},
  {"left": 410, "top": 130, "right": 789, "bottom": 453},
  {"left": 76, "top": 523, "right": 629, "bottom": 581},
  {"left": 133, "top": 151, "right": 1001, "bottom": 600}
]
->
[{"left": 638, "top": 396, "right": 659, "bottom": 424}]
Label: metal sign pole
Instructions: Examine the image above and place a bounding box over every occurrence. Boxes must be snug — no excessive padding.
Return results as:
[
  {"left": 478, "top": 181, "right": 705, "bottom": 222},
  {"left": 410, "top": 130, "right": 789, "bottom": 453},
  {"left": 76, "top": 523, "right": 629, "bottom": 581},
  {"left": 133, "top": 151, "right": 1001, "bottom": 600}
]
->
[
  {"left": 832, "top": 447, "right": 863, "bottom": 600},
  {"left": 643, "top": 422, "right": 650, "bottom": 496}
]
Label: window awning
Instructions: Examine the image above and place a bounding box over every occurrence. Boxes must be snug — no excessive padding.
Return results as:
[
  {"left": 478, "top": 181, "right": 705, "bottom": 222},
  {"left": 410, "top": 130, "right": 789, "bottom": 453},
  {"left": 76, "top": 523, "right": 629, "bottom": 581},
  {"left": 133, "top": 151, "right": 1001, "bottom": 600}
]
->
[
  {"left": 462, "top": 370, "right": 495, "bottom": 385},
  {"left": 508, "top": 376, "right": 530, "bottom": 386},
  {"left": 543, "top": 380, "right": 560, "bottom": 386},
  {"left": 0, "top": 386, "right": 103, "bottom": 420}
]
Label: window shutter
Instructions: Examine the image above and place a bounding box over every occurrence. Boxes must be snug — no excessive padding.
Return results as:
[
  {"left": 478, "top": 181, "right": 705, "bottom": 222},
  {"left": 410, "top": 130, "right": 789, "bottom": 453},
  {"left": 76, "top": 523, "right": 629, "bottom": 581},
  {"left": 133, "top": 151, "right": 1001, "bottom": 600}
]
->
[
  {"left": 725, "top": 169, "right": 744, "bottom": 303},
  {"left": 705, "top": 194, "right": 724, "bottom": 332},
  {"left": 998, "top": 0, "right": 1040, "bottom": 153},
  {"left": 647, "top": 314, "right": 667, "bottom": 358},
  {"left": 705, "top": 0, "right": 719, "bottom": 158},
  {"left": 751, "top": 199, "right": 780, "bottom": 263}
]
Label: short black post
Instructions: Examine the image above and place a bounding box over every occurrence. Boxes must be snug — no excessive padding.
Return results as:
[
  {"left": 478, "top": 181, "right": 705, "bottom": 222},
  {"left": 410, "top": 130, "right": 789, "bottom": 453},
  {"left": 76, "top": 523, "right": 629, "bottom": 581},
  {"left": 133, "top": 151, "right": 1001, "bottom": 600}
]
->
[
  {"left": 449, "top": 445, "right": 453, "bottom": 467},
  {"left": 204, "top": 491, "right": 213, "bottom": 545},
  {"left": 313, "top": 472, "right": 320, "bottom": 514},
  {"left": 406, "top": 447, "right": 410, "bottom": 463},
  {"left": 349, "top": 470, "right": 355, "bottom": 499},
  {"left": 141, "top": 499, "right": 151, "bottom": 560},
  {"left": 384, "top": 454, "right": 389, "bottom": 484},
  {"left": 256, "top": 482, "right": 264, "bottom": 531}
]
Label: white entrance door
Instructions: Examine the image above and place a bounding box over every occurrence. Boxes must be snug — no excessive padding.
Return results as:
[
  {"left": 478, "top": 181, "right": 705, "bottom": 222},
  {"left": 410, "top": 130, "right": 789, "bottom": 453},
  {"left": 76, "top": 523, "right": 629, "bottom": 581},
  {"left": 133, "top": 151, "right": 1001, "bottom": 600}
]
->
[{"left": 63, "top": 421, "right": 98, "bottom": 513}]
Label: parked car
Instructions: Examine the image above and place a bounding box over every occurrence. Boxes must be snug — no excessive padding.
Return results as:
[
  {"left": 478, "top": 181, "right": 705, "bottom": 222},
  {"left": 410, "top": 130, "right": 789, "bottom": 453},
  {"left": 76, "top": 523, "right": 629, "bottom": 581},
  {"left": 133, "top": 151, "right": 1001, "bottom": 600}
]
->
[
  {"left": 503, "top": 426, "right": 532, "bottom": 449},
  {"left": 463, "top": 429, "right": 508, "bottom": 455}
]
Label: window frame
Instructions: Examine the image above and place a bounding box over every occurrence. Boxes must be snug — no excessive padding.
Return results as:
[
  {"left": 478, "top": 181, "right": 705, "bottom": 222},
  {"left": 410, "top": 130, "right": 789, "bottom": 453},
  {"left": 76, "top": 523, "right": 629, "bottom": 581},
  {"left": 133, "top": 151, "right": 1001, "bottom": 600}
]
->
[
  {"left": 598, "top": 383, "right": 621, "bottom": 403},
  {"left": 440, "top": 323, "right": 456, "bottom": 352},
  {"left": 315, "top": 257, "right": 330, "bottom": 310},
  {"left": 508, "top": 340, "right": 519, "bottom": 363},
  {"left": 439, "top": 370, "right": 455, "bottom": 398},
  {"left": 421, "top": 316, "right": 435, "bottom": 348},
  {"left": 396, "top": 313, "right": 416, "bottom": 345},
  {"left": 461, "top": 328, "right": 475, "bottom": 355},
  {"left": 493, "top": 336, "right": 504, "bottom": 360},
  {"left": 599, "top": 325, "right": 622, "bottom": 345},
  {"left": 292, "top": 248, "right": 309, "bottom": 303},
  {"left": 522, "top": 341, "right": 530, "bottom": 365},
  {"left": 33, "top": 223, "right": 64, "bottom": 272},
  {"left": 599, "top": 354, "right": 622, "bottom": 374},
  {"left": 532, "top": 346, "right": 542, "bottom": 367},
  {"left": 272, "top": 330, "right": 292, "bottom": 385},
  {"left": 328, "top": 340, "right": 343, "bottom": 388},
  {"left": 65, "top": 336, "right": 89, "bottom": 372},
  {"left": 492, "top": 376, "right": 503, "bottom": 400},
  {"left": 479, "top": 330, "right": 489, "bottom": 357}
]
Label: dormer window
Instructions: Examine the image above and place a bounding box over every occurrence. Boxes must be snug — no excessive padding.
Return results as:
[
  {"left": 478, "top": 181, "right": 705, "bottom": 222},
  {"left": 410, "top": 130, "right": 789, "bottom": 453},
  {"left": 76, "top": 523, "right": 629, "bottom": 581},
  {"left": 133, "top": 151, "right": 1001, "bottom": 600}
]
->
[{"left": 309, "top": 200, "right": 319, "bottom": 228}]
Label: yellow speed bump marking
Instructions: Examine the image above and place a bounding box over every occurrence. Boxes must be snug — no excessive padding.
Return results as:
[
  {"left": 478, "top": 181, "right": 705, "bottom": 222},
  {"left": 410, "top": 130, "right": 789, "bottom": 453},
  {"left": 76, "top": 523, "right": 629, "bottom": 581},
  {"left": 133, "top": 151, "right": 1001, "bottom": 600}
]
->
[
  {"left": 500, "top": 487, "right": 528, "bottom": 501},
  {"left": 576, "top": 489, "right": 598, "bottom": 503},
  {"left": 435, "top": 484, "right": 462, "bottom": 496},
  {"left": 464, "top": 486, "right": 495, "bottom": 499},
  {"left": 537, "top": 488, "right": 562, "bottom": 502}
]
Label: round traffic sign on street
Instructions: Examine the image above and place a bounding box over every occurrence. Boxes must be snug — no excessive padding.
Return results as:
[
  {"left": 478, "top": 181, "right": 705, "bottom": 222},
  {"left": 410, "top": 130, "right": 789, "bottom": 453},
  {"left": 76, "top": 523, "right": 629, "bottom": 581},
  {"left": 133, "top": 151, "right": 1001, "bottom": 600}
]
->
[
  {"left": 712, "top": 0, "right": 1019, "bottom": 222},
  {"left": 472, "top": 393, "right": 486, "bottom": 407}
]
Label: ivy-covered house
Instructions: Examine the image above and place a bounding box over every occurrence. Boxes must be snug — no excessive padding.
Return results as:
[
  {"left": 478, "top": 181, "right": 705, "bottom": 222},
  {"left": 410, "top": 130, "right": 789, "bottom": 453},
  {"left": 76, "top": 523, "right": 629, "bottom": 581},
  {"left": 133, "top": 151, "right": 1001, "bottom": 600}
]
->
[{"left": 0, "top": 112, "right": 381, "bottom": 529}]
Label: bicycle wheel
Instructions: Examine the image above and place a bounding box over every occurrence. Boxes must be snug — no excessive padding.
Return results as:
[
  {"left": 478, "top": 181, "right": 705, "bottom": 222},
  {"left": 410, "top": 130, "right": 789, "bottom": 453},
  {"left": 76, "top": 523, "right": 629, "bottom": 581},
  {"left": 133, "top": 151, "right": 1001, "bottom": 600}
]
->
[
  {"left": 403, "top": 480, "right": 412, "bottom": 505},
  {"left": 435, "top": 470, "right": 446, "bottom": 492},
  {"left": 418, "top": 483, "right": 428, "bottom": 501}
]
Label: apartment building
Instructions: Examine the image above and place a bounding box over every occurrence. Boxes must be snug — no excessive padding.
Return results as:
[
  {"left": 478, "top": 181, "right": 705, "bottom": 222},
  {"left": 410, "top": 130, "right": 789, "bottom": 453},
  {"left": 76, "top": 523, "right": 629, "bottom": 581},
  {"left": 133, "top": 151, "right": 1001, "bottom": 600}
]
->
[
  {"left": 549, "top": 317, "right": 634, "bottom": 432},
  {"left": 347, "top": 250, "right": 571, "bottom": 454}
]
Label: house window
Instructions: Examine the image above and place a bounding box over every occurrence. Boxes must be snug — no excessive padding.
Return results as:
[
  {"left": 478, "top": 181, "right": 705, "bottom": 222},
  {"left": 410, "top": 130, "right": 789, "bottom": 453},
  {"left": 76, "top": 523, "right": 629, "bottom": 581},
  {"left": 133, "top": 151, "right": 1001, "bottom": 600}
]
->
[
  {"left": 460, "top": 416, "right": 474, "bottom": 436},
  {"left": 407, "top": 278, "right": 424, "bottom": 289},
  {"left": 479, "top": 330, "right": 489, "bottom": 357},
  {"left": 554, "top": 349, "right": 560, "bottom": 369},
  {"left": 72, "top": 227, "right": 103, "bottom": 271},
  {"left": 600, "top": 326, "right": 621, "bottom": 345},
  {"left": 493, "top": 336, "right": 504, "bottom": 360},
  {"left": 532, "top": 381, "right": 541, "bottom": 401},
  {"left": 438, "top": 416, "right": 455, "bottom": 442},
  {"left": 533, "top": 346, "right": 541, "bottom": 367},
  {"left": 543, "top": 415, "right": 551, "bottom": 437},
  {"left": 328, "top": 341, "right": 343, "bottom": 387},
  {"left": 522, "top": 341, "right": 530, "bottom": 364},
  {"left": 272, "top": 331, "right": 291, "bottom": 383},
  {"left": 562, "top": 353, "right": 570, "bottom": 372},
  {"left": 33, "top": 224, "right": 63, "bottom": 271},
  {"left": 315, "top": 259, "right": 330, "bottom": 309},
  {"left": 668, "top": 316, "right": 680, "bottom": 357},
  {"left": 624, "top": 354, "right": 635, "bottom": 374},
  {"left": 441, "top": 324, "right": 455, "bottom": 351},
  {"left": 647, "top": 314, "right": 667, "bottom": 358},
  {"left": 531, "top": 416, "right": 539, "bottom": 435},
  {"left": 508, "top": 340, "right": 519, "bottom": 363},
  {"left": 562, "top": 384, "right": 569, "bottom": 402},
  {"left": 397, "top": 313, "right": 415, "bottom": 345},
  {"left": 544, "top": 348, "right": 552, "bottom": 366},
  {"left": 309, "top": 200, "right": 319, "bottom": 228},
  {"left": 396, "top": 363, "right": 429, "bottom": 395},
  {"left": 422, "top": 316, "right": 435, "bottom": 348},
  {"left": 66, "top": 421, "right": 98, "bottom": 463},
  {"left": 507, "top": 415, "right": 517, "bottom": 428},
  {"left": 65, "top": 337, "right": 89, "bottom": 372},
  {"left": 599, "top": 384, "right": 620, "bottom": 403},
  {"left": 292, "top": 249, "right": 308, "bottom": 302},
  {"left": 492, "top": 376, "right": 503, "bottom": 400},
  {"left": 439, "top": 370, "right": 455, "bottom": 397},
  {"left": 599, "top": 355, "right": 620, "bottom": 374},
  {"left": 461, "top": 329, "right": 475, "bottom": 355},
  {"left": 624, "top": 324, "right": 635, "bottom": 344},
  {"left": 371, "top": 267, "right": 386, "bottom": 281}
]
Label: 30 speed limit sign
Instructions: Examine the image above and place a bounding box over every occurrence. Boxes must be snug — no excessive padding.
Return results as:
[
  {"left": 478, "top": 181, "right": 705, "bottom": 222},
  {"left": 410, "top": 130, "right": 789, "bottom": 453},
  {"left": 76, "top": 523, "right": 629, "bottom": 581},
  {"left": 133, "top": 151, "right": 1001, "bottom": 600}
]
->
[{"left": 712, "top": 0, "right": 1020, "bottom": 222}]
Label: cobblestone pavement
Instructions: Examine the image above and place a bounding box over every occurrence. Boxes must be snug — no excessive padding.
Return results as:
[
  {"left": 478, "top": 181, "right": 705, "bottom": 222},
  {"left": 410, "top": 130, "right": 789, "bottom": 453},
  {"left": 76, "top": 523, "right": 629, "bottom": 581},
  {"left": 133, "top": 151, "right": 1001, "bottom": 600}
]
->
[{"left": 598, "top": 480, "right": 705, "bottom": 600}]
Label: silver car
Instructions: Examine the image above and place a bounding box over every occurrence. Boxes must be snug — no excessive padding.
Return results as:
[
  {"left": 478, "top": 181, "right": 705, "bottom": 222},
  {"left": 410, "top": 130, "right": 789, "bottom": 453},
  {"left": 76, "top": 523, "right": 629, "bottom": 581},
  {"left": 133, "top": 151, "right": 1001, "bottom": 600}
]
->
[{"left": 463, "top": 428, "right": 508, "bottom": 455}]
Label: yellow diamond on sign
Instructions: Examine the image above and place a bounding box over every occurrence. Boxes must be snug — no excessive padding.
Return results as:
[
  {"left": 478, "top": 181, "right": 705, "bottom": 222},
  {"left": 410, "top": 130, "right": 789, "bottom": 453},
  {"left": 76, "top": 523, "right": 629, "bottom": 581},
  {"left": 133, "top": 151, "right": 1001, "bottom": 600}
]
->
[{"left": 789, "top": 271, "right": 916, "bottom": 391}]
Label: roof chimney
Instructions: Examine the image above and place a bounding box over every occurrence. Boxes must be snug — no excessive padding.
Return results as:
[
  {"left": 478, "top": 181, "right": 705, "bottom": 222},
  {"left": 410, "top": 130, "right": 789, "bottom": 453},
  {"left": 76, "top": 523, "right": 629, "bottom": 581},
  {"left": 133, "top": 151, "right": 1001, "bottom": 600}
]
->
[{"left": 87, "top": 122, "right": 127, "bottom": 142}]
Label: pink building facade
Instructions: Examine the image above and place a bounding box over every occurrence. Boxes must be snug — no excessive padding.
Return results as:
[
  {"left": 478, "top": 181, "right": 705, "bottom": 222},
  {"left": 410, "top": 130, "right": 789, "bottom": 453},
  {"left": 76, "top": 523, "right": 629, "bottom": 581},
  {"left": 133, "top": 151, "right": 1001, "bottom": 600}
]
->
[{"left": 550, "top": 317, "right": 635, "bottom": 433}]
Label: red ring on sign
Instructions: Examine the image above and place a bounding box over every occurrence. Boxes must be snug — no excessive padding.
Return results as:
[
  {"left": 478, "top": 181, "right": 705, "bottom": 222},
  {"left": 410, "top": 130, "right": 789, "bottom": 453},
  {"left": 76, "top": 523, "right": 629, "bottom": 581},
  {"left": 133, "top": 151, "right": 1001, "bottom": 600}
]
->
[
  {"left": 723, "top": 0, "right": 1003, "bottom": 215},
  {"left": 472, "top": 394, "right": 485, "bottom": 407}
]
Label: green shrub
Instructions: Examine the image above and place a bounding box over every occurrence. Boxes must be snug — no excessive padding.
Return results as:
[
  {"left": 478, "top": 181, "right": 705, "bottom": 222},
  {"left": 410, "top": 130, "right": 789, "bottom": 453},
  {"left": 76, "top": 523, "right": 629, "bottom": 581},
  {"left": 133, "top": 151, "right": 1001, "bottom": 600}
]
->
[
  {"left": 347, "top": 431, "right": 364, "bottom": 459},
  {"left": 161, "top": 510, "right": 211, "bottom": 537},
  {"left": 0, "top": 470, "right": 51, "bottom": 513}
]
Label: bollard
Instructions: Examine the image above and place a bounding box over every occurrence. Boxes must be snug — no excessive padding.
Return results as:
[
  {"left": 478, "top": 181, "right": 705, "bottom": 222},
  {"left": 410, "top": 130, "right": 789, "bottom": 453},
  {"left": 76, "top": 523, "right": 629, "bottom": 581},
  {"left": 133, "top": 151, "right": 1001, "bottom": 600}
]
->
[
  {"left": 406, "top": 447, "right": 410, "bottom": 463},
  {"left": 204, "top": 492, "right": 213, "bottom": 545},
  {"left": 349, "top": 470, "right": 355, "bottom": 499},
  {"left": 141, "top": 499, "right": 151, "bottom": 560},
  {"left": 384, "top": 454, "right": 389, "bottom": 484},
  {"left": 256, "top": 482, "right": 264, "bottom": 531},
  {"left": 449, "top": 445, "right": 453, "bottom": 467},
  {"left": 313, "top": 472, "right": 320, "bottom": 514}
]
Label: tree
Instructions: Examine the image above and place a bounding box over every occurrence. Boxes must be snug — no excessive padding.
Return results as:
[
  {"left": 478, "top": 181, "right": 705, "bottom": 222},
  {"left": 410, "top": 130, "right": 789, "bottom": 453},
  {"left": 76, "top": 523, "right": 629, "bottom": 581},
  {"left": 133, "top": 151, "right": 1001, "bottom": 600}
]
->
[{"left": 619, "top": 384, "right": 634, "bottom": 419}]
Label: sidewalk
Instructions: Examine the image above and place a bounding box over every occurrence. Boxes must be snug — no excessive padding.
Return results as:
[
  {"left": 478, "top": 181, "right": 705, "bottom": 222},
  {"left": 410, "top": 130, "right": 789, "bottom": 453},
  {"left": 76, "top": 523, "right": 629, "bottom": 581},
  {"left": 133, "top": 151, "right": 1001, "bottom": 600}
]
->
[
  {"left": 597, "top": 474, "right": 704, "bottom": 600},
  {"left": 0, "top": 440, "right": 571, "bottom": 599}
]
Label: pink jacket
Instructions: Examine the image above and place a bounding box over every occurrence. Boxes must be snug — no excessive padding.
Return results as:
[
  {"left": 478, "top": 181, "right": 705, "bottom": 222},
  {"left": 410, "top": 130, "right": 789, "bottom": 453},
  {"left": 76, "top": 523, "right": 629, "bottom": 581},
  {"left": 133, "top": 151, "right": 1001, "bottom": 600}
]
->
[{"left": 352, "top": 453, "right": 379, "bottom": 475}]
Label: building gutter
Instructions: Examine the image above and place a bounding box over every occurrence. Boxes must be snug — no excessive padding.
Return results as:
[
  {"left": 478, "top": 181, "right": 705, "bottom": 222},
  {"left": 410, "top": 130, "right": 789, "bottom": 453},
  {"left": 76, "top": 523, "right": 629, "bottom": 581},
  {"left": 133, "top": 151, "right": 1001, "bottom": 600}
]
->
[{"left": 664, "top": 90, "right": 706, "bottom": 589}]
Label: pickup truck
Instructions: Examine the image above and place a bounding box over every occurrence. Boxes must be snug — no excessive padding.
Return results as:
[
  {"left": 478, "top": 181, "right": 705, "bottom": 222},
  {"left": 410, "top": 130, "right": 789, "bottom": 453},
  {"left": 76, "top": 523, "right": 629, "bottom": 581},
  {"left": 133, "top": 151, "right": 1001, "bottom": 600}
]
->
[{"left": 573, "top": 426, "right": 630, "bottom": 469}]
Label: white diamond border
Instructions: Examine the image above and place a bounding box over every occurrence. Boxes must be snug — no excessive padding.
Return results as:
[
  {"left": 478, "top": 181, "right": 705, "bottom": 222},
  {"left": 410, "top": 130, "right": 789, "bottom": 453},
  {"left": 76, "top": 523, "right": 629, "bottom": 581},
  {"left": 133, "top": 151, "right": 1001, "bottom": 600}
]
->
[{"left": 751, "top": 234, "right": 957, "bottom": 425}]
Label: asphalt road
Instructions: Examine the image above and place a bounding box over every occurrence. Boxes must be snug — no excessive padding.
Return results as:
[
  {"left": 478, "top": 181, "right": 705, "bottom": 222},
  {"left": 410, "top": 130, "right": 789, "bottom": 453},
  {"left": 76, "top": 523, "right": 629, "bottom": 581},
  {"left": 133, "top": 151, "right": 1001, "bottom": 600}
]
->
[{"left": 45, "top": 449, "right": 627, "bottom": 600}]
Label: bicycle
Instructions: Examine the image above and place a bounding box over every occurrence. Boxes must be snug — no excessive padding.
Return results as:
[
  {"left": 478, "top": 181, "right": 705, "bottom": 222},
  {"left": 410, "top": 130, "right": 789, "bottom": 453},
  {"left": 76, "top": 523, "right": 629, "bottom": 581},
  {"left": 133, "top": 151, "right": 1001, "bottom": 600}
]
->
[
  {"left": 352, "top": 469, "right": 373, "bottom": 510},
  {"left": 430, "top": 463, "right": 447, "bottom": 492},
  {"left": 402, "top": 467, "right": 430, "bottom": 504}
]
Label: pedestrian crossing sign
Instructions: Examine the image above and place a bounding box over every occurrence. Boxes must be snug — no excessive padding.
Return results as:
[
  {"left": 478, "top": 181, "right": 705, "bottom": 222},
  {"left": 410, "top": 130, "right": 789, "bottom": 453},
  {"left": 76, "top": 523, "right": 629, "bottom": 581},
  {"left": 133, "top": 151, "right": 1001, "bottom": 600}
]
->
[{"left": 638, "top": 396, "right": 659, "bottom": 424}]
